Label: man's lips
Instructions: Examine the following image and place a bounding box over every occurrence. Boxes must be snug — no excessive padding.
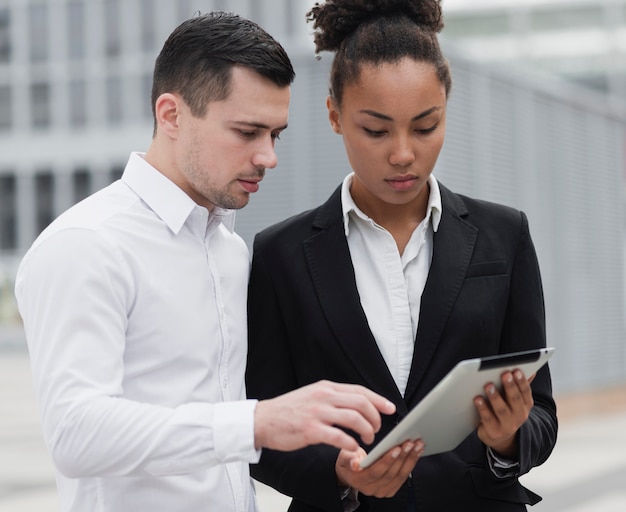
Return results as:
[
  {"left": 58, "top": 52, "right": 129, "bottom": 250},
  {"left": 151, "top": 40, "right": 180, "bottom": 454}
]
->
[{"left": 238, "top": 178, "right": 261, "bottom": 193}]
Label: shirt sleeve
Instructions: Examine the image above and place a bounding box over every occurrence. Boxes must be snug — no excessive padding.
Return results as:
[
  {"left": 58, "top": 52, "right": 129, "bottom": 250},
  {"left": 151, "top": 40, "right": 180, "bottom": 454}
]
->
[
  {"left": 486, "top": 446, "right": 520, "bottom": 479},
  {"left": 339, "top": 487, "right": 360, "bottom": 512},
  {"left": 15, "top": 229, "right": 260, "bottom": 478}
]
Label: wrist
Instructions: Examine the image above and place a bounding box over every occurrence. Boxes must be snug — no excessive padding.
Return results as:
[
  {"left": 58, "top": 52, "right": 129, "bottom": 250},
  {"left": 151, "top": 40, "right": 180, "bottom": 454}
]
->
[{"left": 490, "top": 436, "right": 518, "bottom": 458}]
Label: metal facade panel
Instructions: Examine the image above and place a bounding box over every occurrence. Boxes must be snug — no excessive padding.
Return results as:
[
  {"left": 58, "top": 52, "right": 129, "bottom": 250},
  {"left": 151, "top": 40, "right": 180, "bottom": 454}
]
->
[{"left": 235, "top": 52, "right": 626, "bottom": 394}]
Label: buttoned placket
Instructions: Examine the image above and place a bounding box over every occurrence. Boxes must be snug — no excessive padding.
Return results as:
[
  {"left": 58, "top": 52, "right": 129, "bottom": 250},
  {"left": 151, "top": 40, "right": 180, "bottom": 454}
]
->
[{"left": 195, "top": 207, "right": 246, "bottom": 512}]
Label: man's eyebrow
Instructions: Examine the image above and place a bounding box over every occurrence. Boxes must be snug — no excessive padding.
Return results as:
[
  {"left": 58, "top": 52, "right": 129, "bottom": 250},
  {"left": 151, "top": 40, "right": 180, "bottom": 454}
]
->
[
  {"left": 235, "top": 121, "right": 289, "bottom": 131},
  {"left": 359, "top": 106, "right": 442, "bottom": 122}
]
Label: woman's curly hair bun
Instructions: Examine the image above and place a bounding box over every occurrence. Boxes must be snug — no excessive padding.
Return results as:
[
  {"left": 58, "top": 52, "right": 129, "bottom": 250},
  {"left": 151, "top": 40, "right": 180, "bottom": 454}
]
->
[{"left": 307, "top": 0, "right": 444, "bottom": 53}]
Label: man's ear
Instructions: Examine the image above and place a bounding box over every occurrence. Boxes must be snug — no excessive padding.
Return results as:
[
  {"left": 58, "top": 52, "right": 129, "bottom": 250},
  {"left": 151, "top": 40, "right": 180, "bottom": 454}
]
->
[
  {"left": 154, "top": 93, "right": 182, "bottom": 139},
  {"left": 326, "top": 96, "right": 342, "bottom": 135}
]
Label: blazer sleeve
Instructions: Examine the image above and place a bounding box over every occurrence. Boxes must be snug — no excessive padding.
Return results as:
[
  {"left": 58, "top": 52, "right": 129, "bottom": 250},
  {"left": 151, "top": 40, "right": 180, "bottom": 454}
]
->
[
  {"left": 246, "top": 234, "right": 345, "bottom": 512},
  {"left": 502, "top": 211, "right": 557, "bottom": 476}
]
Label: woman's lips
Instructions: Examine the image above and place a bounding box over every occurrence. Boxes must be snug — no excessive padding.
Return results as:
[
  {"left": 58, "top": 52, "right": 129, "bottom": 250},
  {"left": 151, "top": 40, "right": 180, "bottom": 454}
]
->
[{"left": 386, "top": 176, "right": 417, "bottom": 191}]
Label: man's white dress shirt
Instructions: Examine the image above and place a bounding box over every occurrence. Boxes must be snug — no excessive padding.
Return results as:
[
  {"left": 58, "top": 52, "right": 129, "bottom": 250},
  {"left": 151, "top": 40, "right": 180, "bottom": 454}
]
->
[{"left": 15, "top": 153, "right": 261, "bottom": 512}]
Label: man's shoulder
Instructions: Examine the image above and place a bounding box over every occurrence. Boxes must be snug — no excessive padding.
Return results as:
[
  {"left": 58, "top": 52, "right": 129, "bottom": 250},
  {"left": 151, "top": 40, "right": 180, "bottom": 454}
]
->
[{"left": 32, "top": 181, "right": 139, "bottom": 246}]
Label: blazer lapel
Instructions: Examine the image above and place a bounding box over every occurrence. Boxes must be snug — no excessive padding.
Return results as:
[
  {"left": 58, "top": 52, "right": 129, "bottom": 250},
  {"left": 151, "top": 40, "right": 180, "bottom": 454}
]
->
[
  {"left": 404, "top": 185, "right": 478, "bottom": 403},
  {"left": 303, "top": 188, "right": 404, "bottom": 405}
]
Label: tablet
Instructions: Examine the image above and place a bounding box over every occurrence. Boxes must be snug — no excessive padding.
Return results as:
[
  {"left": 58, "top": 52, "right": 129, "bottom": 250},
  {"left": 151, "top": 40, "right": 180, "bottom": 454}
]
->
[{"left": 359, "top": 347, "right": 555, "bottom": 468}]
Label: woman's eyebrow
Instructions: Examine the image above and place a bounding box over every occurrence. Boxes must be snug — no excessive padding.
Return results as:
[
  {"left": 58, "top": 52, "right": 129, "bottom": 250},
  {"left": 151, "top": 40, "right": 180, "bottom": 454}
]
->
[{"left": 359, "top": 106, "right": 442, "bottom": 122}]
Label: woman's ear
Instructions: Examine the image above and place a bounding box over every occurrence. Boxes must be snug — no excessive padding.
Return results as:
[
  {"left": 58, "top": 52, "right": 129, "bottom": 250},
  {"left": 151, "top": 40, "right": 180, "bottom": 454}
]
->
[
  {"left": 326, "top": 96, "right": 342, "bottom": 135},
  {"left": 154, "top": 93, "right": 183, "bottom": 139}
]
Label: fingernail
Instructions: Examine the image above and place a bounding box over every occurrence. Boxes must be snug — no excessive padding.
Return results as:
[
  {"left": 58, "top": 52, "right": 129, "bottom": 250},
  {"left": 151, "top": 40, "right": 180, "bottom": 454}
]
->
[
  {"left": 515, "top": 371, "right": 523, "bottom": 380},
  {"left": 391, "top": 447, "right": 401, "bottom": 459},
  {"left": 415, "top": 441, "right": 424, "bottom": 452},
  {"left": 404, "top": 442, "right": 414, "bottom": 453},
  {"left": 488, "top": 385, "right": 496, "bottom": 395}
]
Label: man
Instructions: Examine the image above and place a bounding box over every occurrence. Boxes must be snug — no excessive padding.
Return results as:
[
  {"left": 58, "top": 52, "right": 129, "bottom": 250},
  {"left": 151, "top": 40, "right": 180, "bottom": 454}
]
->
[{"left": 14, "top": 12, "right": 395, "bottom": 512}]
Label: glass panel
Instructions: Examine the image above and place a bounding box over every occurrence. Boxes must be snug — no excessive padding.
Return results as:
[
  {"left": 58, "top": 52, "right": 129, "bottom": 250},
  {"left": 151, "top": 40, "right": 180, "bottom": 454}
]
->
[
  {"left": 177, "top": 0, "right": 195, "bottom": 22},
  {"left": 141, "top": 73, "right": 153, "bottom": 121},
  {"left": 0, "top": 8, "right": 11, "bottom": 63},
  {"left": 106, "top": 76, "right": 122, "bottom": 124},
  {"left": 0, "top": 85, "right": 12, "bottom": 131},
  {"left": 69, "top": 79, "right": 87, "bottom": 127},
  {"left": 104, "top": 0, "right": 121, "bottom": 57},
  {"left": 444, "top": 13, "right": 510, "bottom": 38},
  {"left": 35, "top": 171, "right": 54, "bottom": 234},
  {"left": 67, "top": 1, "right": 85, "bottom": 60},
  {"left": 0, "top": 174, "right": 17, "bottom": 250},
  {"left": 531, "top": 6, "right": 604, "bottom": 31},
  {"left": 140, "top": 0, "right": 156, "bottom": 52},
  {"left": 31, "top": 82, "right": 50, "bottom": 129},
  {"left": 72, "top": 168, "right": 91, "bottom": 203},
  {"left": 29, "top": 3, "right": 48, "bottom": 62},
  {"left": 109, "top": 165, "right": 124, "bottom": 183}
]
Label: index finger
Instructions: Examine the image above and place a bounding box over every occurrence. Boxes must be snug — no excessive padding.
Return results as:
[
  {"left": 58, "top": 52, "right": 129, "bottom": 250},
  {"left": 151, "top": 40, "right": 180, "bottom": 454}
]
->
[{"left": 327, "top": 381, "right": 396, "bottom": 416}]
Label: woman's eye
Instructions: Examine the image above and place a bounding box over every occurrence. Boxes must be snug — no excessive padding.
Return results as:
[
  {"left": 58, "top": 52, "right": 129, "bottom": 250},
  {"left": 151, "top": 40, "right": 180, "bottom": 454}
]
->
[
  {"left": 417, "top": 124, "right": 438, "bottom": 135},
  {"left": 364, "top": 128, "right": 386, "bottom": 137}
]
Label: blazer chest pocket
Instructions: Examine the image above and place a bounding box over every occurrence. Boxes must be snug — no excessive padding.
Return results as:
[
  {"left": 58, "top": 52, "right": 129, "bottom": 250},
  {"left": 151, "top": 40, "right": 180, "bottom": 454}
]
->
[{"left": 465, "top": 260, "right": 507, "bottom": 279}]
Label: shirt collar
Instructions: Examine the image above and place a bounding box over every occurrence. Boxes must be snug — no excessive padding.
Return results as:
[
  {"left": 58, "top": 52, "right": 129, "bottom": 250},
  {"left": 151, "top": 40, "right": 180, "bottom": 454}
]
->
[
  {"left": 121, "top": 152, "right": 236, "bottom": 235},
  {"left": 341, "top": 173, "right": 442, "bottom": 236}
]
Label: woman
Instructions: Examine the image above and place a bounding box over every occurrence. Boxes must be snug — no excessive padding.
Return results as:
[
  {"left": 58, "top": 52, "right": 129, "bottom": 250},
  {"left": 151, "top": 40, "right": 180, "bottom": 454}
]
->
[{"left": 246, "top": 1, "right": 557, "bottom": 510}]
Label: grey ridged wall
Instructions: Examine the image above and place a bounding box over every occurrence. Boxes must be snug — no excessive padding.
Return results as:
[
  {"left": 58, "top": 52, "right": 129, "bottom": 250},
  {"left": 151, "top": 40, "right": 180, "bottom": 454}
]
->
[
  {"left": 0, "top": 0, "right": 624, "bottom": 395},
  {"left": 237, "top": 50, "right": 626, "bottom": 396}
]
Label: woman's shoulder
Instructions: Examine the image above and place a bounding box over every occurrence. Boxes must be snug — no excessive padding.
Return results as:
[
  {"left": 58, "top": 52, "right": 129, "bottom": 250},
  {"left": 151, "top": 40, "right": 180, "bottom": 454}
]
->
[
  {"left": 254, "top": 185, "right": 343, "bottom": 246},
  {"left": 440, "top": 182, "right": 526, "bottom": 228}
]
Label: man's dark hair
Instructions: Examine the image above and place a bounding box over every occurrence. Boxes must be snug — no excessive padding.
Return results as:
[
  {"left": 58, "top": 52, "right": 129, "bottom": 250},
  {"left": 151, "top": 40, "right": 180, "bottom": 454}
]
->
[{"left": 151, "top": 11, "right": 295, "bottom": 132}]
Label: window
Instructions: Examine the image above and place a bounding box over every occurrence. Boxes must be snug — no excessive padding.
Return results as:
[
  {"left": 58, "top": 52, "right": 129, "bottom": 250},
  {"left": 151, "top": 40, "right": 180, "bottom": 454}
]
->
[
  {"left": 0, "top": 85, "right": 12, "bottom": 131},
  {"left": 72, "top": 168, "right": 91, "bottom": 203},
  {"left": 444, "top": 13, "right": 510, "bottom": 38},
  {"left": 177, "top": 0, "right": 195, "bottom": 22},
  {"left": 67, "top": 1, "right": 85, "bottom": 60},
  {"left": 0, "top": 8, "right": 10, "bottom": 63},
  {"left": 109, "top": 165, "right": 124, "bottom": 183},
  {"left": 141, "top": 73, "right": 153, "bottom": 121},
  {"left": 213, "top": 0, "right": 228, "bottom": 12},
  {"left": 31, "top": 82, "right": 50, "bottom": 129},
  {"left": 531, "top": 6, "right": 604, "bottom": 32},
  {"left": 35, "top": 171, "right": 54, "bottom": 234},
  {"left": 29, "top": 3, "right": 48, "bottom": 62},
  {"left": 69, "top": 79, "right": 87, "bottom": 127},
  {"left": 106, "top": 76, "right": 122, "bottom": 124},
  {"left": 250, "top": 1, "right": 263, "bottom": 25},
  {"left": 141, "top": 0, "right": 156, "bottom": 52},
  {"left": 104, "top": 0, "right": 121, "bottom": 57},
  {"left": 0, "top": 174, "right": 16, "bottom": 250}
]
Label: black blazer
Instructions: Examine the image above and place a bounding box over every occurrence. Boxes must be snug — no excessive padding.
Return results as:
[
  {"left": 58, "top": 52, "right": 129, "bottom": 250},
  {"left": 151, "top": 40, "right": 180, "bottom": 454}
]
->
[{"left": 246, "top": 183, "right": 557, "bottom": 512}]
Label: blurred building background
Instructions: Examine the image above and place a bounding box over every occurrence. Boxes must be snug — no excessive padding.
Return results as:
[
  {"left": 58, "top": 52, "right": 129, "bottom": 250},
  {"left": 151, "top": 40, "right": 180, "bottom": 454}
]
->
[
  {"left": 0, "top": 0, "right": 624, "bottom": 400},
  {"left": 442, "top": 0, "right": 626, "bottom": 110}
]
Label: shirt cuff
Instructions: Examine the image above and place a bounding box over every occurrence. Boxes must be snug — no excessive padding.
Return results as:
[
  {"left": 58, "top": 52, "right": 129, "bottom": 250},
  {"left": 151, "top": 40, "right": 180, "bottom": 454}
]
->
[
  {"left": 486, "top": 446, "right": 520, "bottom": 479},
  {"left": 339, "top": 487, "right": 360, "bottom": 512},
  {"left": 213, "top": 399, "right": 261, "bottom": 463}
]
